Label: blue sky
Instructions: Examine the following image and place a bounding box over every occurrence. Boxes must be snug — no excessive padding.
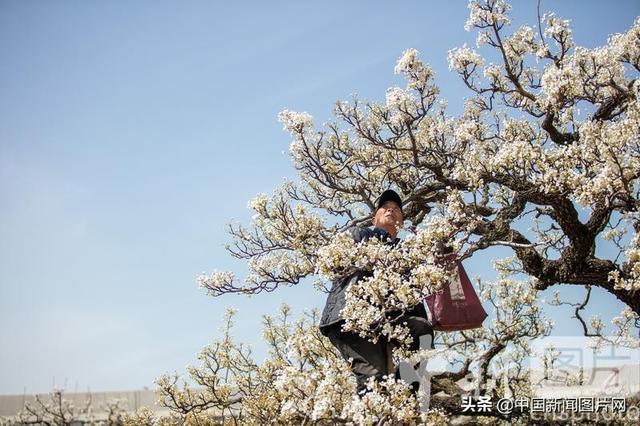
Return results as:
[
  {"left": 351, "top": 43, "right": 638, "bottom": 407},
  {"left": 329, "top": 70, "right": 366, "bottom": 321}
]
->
[{"left": 1, "top": 1, "right": 638, "bottom": 395}]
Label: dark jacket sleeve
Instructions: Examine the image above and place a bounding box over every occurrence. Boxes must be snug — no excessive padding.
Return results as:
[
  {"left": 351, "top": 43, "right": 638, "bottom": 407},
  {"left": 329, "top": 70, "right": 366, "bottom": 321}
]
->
[
  {"left": 318, "top": 227, "right": 372, "bottom": 333},
  {"left": 348, "top": 226, "right": 368, "bottom": 244}
]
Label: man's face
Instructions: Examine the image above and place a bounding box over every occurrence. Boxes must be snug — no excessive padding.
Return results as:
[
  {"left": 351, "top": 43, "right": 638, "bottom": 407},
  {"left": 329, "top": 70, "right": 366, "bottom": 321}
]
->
[{"left": 373, "top": 201, "right": 403, "bottom": 232}]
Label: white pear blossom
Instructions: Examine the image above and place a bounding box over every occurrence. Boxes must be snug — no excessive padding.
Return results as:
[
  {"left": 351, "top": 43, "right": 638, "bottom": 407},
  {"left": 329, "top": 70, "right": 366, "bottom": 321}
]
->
[
  {"left": 394, "top": 48, "right": 435, "bottom": 90},
  {"left": 447, "top": 45, "right": 484, "bottom": 72},
  {"left": 543, "top": 12, "right": 574, "bottom": 50},
  {"left": 465, "top": 0, "right": 512, "bottom": 31},
  {"left": 278, "top": 109, "right": 314, "bottom": 135}
]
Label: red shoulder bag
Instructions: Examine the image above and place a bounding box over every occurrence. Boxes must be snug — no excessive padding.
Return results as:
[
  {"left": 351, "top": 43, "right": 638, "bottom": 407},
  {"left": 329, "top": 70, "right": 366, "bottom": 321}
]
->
[{"left": 425, "top": 260, "right": 488, "bottom": 332}]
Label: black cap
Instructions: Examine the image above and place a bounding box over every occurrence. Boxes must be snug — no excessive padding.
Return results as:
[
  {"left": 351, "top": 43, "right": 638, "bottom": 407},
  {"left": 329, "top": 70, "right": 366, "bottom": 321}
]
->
[{"left": 376, "top": 189, "right": 402, "bottom": 211}]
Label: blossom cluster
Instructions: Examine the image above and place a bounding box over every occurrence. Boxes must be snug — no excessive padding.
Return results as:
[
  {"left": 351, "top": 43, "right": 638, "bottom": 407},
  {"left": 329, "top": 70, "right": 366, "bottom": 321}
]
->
[
  {"left": 447, "top": 45, "right": 484, "bottom": 73},
  {"left": 465, "top": 0, "right": 512, "bottom": 32},
  {"left": 385, "top": 87, "right": 418, "bottom": 125},
  {"left": 448, "top": 2, "right": 639, "bottom": 210},
  {"left": 609, "top": 232, "right": 640, "bottom": 292},
  {"left": 542, "top": 12, "right": 575, "bottom": 52},
  {"left": 394, "top": 48, "right": 435, "bottom": 91},
  {"left": 197, "top": 270, "right": 235, "bottom": 296},
  {"left": 278, "top": 109, "right": 314, "bottom": 135}
]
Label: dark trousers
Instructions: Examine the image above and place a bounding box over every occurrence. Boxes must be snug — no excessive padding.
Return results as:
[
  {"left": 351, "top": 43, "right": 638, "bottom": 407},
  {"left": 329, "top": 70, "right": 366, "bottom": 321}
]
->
[{"left": 325, "top": 304, "right": 434, "bottom": 393}]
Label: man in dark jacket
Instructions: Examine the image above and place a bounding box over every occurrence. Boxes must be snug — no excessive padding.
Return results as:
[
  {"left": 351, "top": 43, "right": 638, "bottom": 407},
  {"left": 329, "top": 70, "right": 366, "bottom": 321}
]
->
[{"left": 319, "top": 189, "right": 434, "bottom": 394}]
